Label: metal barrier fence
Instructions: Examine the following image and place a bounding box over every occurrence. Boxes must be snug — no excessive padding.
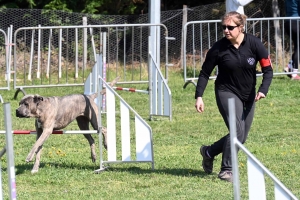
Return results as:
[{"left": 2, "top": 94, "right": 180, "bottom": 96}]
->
[
  {"left": 183, "top": 17, "right": 300, "bottom": 88},
  {"left": 84, "top": 42, "right": 171, "bottom": 121},
  {"left": 0, "top": 103, "right": 17, "bottom": 200},
  {"left": 228, "top": 98, "right": 298, "bottom": 200},
  {"left": 148, "top": 46, "right": 172, "bottom": 120},
  {"left": 12, "top": 23, "right": 173, "bottom": 99},
  {"left": 0, "top": 27, "right": 12, "bottom": 103},
  {"left": 96, "top": 76, "right": 154, "bottom": 172},
  {"left": 85, "top": 53, "right": 155, "bottom": 171}
]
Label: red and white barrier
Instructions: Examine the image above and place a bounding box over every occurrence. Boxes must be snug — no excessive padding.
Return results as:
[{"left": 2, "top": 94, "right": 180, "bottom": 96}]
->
[
  {"left": 0, "top": 130, "right": 98, "bottom": 134},
  {"left": 113, "top": 87, "right": 149, "bottom": 94}
]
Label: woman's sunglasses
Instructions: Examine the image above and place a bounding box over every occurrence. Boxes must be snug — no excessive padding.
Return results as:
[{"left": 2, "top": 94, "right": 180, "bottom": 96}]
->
[{"left": 222, "top": 25, "right": 239, "bottom": 31}]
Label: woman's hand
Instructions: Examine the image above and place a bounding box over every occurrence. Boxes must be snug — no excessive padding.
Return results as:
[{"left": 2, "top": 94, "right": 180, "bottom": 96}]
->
[
  {"left": 255, "top": 92, "right": 265, "bottom": 102},
  {"left": 195, "top": 97, "right": 204, "bottom": 113}
]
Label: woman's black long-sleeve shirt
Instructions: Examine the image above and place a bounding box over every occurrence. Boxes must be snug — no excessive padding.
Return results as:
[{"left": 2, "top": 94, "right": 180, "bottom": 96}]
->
[{"left": 195, "top": 33, "right": 273, "bottom": 101}]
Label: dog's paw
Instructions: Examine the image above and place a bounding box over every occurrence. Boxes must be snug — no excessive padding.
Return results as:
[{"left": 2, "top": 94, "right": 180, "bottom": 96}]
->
[
  {"left": 91, "top": 153, "right": 96, "bottom": 163},
  {"left": 26, "top": 154, "right": 34, "bottom": 162},
  {"left": 31, "top": 169, "right": 39, "bottom": 174}
]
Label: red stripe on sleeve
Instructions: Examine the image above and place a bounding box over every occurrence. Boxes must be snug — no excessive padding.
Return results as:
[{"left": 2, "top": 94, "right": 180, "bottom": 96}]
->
[{"left": 259, "top": 55, "right": 272, "bottom": 68}]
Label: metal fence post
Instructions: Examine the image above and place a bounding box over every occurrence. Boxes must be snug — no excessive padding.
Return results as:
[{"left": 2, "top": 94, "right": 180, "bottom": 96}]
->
[
  {"left": 229, "top": 98, "right": 240, "bottom": 200},
  {"left": 0, "top": 161, "right": 3, "bottom": 200},
  {"left": 3, "top": 103, "right": 17, "bottom": 200}
]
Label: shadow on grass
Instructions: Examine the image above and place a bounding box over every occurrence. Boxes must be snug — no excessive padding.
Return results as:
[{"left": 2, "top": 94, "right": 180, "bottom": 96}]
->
[
  {"left": 13, "top": 162, "right": 211, "bottom": 178},
  {"left": 13, "top": 161, "right": 101, "bottom": 175},
  {"left": 273, "top": 76, "right": 288, "bottom": 80},
  {"left": 106, "top": 166, "right": 211, "bottom": 178}
]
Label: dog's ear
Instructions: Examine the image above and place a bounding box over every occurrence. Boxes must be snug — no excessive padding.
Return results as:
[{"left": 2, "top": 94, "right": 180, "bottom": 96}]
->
[{"left": 33, "top": 95, "right": 43, "bottom": 104}]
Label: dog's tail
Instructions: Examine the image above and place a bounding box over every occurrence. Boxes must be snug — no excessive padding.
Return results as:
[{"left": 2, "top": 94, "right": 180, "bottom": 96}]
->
[
  {"left": 90, "top": 76, "right": 120, "bottom": 99},
  {"left": 101, "top": 76, "right": 120, "bottom": 95}
]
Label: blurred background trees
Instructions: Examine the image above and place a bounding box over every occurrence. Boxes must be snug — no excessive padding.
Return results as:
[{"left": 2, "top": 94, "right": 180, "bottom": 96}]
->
[{"left": 1, "top": 0, "right": 228, "bottom": 15}]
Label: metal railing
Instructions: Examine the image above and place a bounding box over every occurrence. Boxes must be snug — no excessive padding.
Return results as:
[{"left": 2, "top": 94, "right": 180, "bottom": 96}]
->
[
  {"left": 0, "top": 27, "right": 12, "bottom": 103},
  {"left": 228, "top": 98, "right": 298, "bottom": 200},
  {"left": 183, "top": 17, "right": 300, "bottom": 88},
  {"left": 1, "top": 103, "right": 17, "bottom": 200},
  {"left": 96, "top": 74, "right": 154, "bottom": 172},
  {"left": 12, "top": 23, "right": 172, "bottom": 99}
]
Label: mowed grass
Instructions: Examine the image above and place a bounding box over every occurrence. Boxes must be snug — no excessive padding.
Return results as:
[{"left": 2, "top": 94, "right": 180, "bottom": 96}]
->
[{"left": 0, "top": 70, "right": 300, "bottom": 199}]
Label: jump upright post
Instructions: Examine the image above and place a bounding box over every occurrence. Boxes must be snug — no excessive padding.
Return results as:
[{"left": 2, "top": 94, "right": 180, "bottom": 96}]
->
[
  {"left": 84, "top": 53, "right": 155, "bottom": 172},
  {"left": 84, "top": 30, "right": 172, "bottom": 120},
  {"left": 95, "top": 76, "right": 154, "bottom": 173},
  {"left": 1, "top": 103, "right": 17, "bottom": 200}
]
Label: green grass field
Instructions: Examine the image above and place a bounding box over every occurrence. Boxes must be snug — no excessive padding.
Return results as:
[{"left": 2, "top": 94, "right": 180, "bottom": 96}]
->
[{"left": 0, "top": 70, "right": 299, "bottom": 199}]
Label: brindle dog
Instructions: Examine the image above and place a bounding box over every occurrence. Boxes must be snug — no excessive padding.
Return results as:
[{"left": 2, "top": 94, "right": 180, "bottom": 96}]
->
[{"left": 16, "top": 78, "right": 119, "bottom": 174}]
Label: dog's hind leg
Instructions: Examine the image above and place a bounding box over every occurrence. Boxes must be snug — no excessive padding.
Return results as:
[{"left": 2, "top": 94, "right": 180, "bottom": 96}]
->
[
  {"left": 89, "top": 109, "right": 107, "bottom": 150},
  {"left": 76, "top": 116, "right": 96, "bottom": 162},
  {"left": 101, "top": 127, "right": 107, "bottom": 150},
  {"left": 31, "top": 127, "right": 43, "bottom": 174}
]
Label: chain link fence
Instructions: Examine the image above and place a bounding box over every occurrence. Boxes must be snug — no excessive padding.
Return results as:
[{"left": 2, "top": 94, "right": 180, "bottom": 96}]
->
[
  {"left": 0, "top": 1, "right": 280, "bottom": 64},
  {"left": 0, "top": 0, "right": 291, "bottom": 94}
]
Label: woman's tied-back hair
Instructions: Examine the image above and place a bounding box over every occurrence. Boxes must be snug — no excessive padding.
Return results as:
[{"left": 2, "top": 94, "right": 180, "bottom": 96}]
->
[{"left": 221, "top": 11, "right": 247, "bottom": 32}]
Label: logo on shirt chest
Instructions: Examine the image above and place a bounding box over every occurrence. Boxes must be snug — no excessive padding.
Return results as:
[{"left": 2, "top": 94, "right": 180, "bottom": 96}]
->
[{"left": 247, "top": 57, "right": 255, "bottom": 65}]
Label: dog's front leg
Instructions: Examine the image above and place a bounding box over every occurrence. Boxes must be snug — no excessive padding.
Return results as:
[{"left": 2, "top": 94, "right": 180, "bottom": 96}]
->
[
  {"left": 31, "top": 145, "right": 43, "bottom": 174},
  {"left": 26, "top": 128, "right": 52, "bottom": 162},
  {"left": 31, "top": 128, "right": 43, "bottom": 174}
]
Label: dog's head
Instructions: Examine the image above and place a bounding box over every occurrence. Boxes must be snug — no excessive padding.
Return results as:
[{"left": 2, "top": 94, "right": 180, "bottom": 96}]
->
[{"left": 16, "top": 95, "right": 44, "bottom": 118}]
